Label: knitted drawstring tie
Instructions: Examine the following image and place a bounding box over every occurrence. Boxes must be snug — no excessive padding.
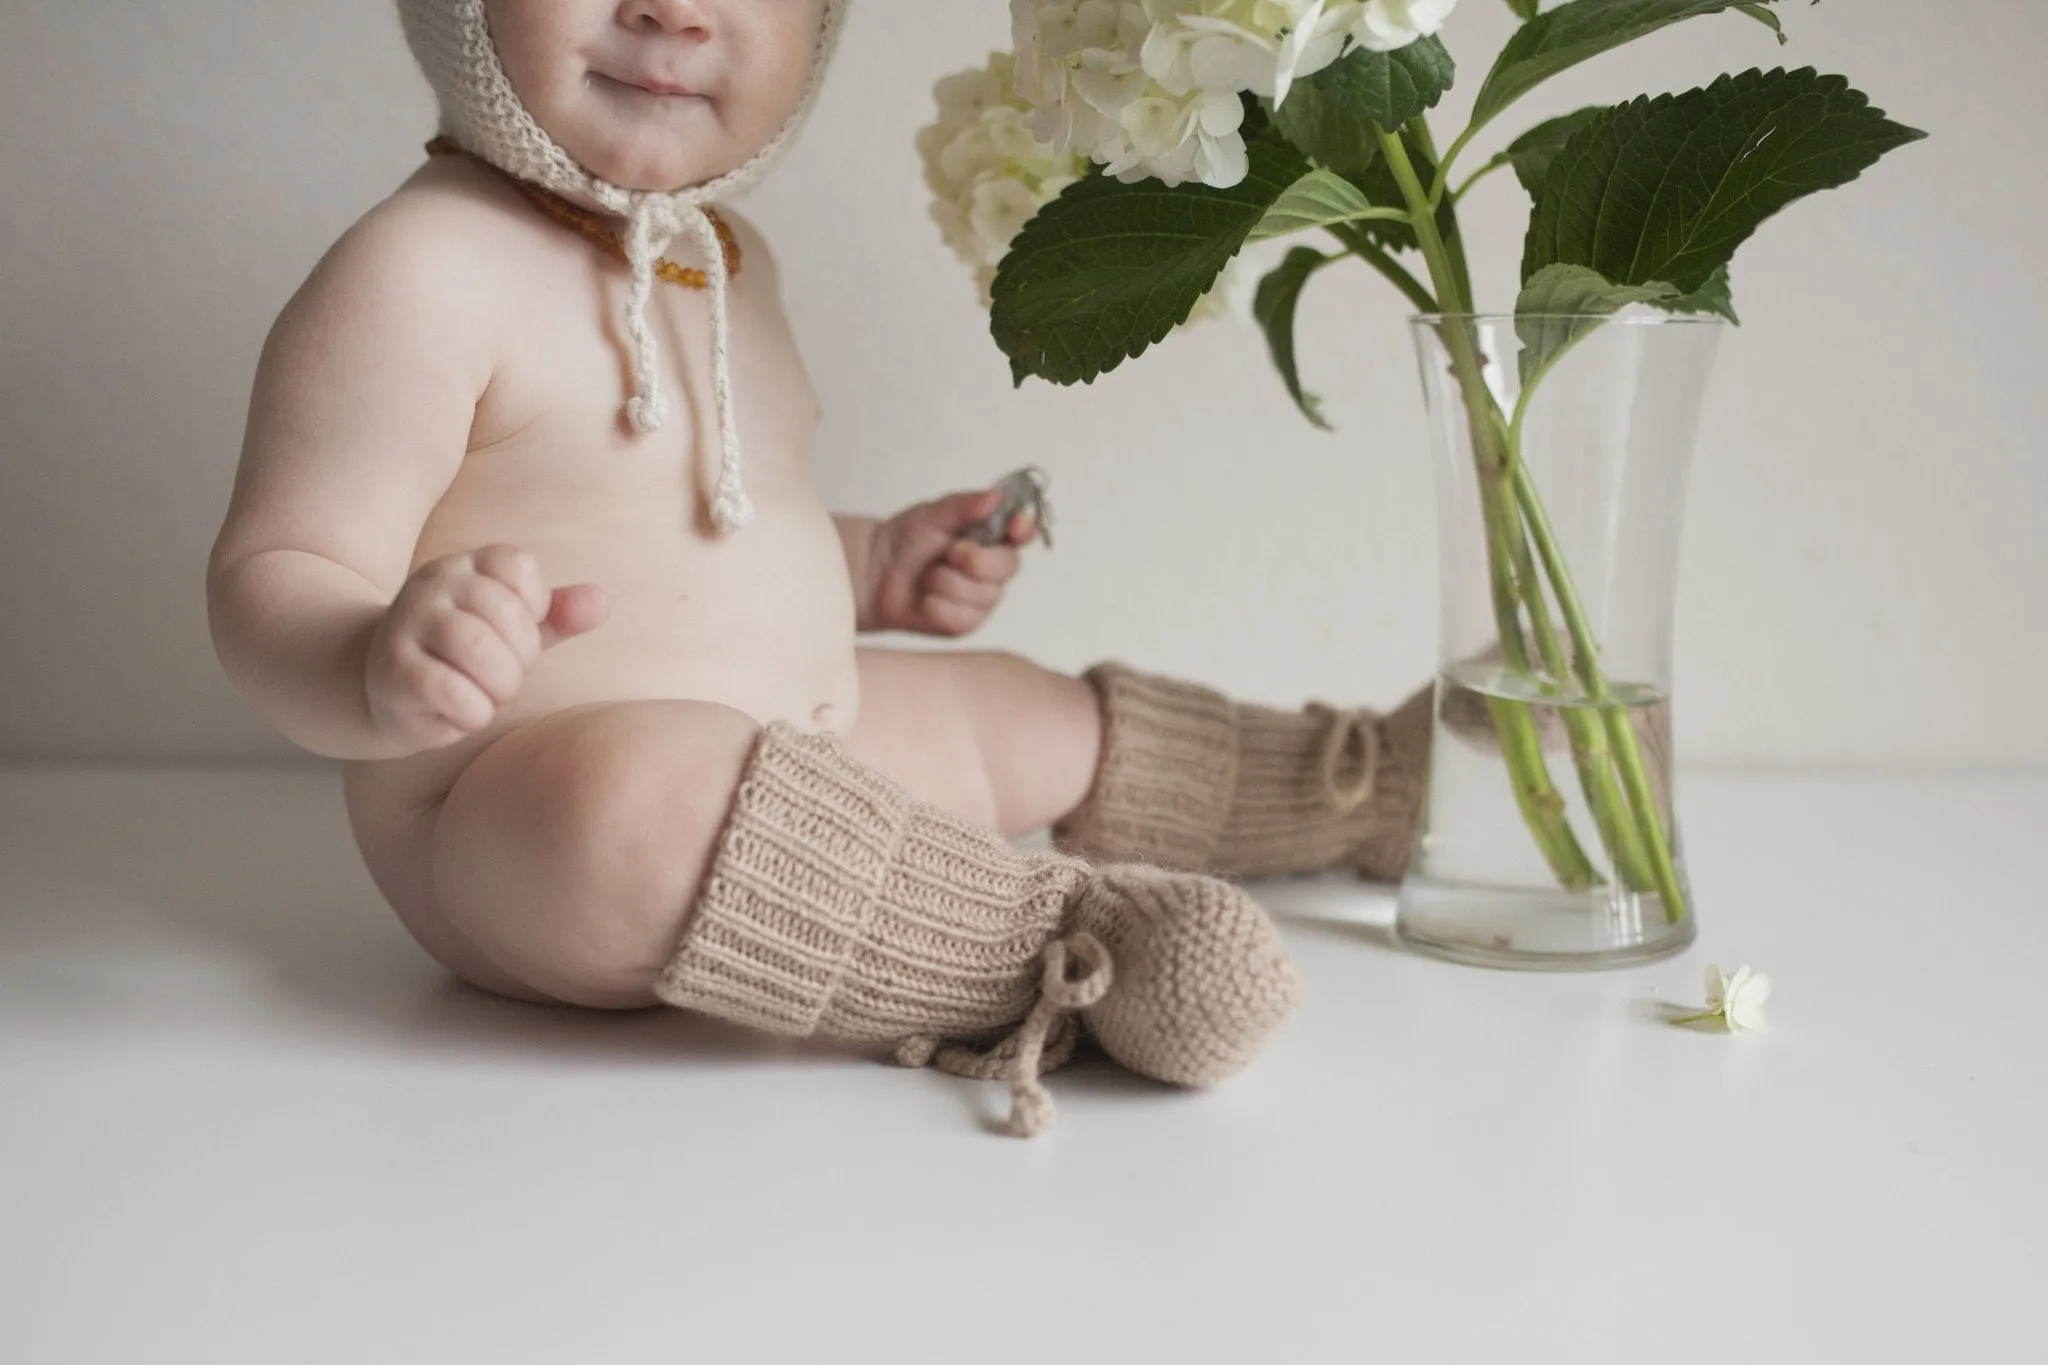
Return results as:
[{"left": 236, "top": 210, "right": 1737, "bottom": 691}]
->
[
  {"left": 1307, "top": 702, "right": 1384, "bottom": 815},
  {"left": 619, "top": 195, "right": 753, "bottom": 533},
  {"left": 894, "top": 931, "right": 1115, "bottom": 1138}
]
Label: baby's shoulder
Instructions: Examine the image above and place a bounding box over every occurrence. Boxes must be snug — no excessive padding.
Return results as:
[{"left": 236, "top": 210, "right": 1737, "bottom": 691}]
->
[
  {"left": 274, "top": 157, "right": 530, "bottom": 348},
  {"left": 324, "top": 155, "right": 530, "bottom": 288}
]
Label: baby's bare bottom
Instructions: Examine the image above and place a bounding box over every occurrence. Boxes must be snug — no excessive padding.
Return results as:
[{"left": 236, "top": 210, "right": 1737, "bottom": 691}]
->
[{"left": 427, "top": 648, "right": 1103, "bottom": 1009}]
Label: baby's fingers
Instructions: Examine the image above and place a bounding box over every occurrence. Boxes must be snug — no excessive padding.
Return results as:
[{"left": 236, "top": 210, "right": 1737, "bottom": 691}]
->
[
  {"left": 945, "top": 538, "right": 1021, "bottom": 584},
  {"left": 919, "top": 567, "right": 999, "bottom": 637},
  {"left": 420, "top": 609, "right": 525, "bottom": 707},
  {"left": 392, "top": 648, "right": 495, "bottom": 735},
  {"left": 919, "top": 593, "right": 988, "bottom": 637},
  {"left": 926, "top": 564, "right": 1002, "bottom": 611},
  {"left": 470, "top": 544, "right": 552, "bottom": 621},
  {"left": 453, "top": 576, "right": 545, "bottom": 664}
]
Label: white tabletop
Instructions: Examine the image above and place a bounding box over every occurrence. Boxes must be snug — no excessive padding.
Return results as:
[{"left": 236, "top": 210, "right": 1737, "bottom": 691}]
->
[{"left": 2, "top": 764, "right": 2042, "bottom": 1364}]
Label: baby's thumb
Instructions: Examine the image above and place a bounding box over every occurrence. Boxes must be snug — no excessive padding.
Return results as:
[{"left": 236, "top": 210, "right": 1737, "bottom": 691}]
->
[
  {"left": 941, "top": 487, "right": 1003, "bottom": 531},
  {"left": 539, "top": 583, "right": 608, "bottom": 649}
]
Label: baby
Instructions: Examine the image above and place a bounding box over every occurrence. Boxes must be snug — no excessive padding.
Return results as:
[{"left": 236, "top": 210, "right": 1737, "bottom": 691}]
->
[{"left": 205, "top": 0, "right": 1433, "bottom": 1136}]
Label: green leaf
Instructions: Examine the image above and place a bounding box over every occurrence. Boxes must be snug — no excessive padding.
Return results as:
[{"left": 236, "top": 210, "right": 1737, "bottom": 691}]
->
[
  {"left": 1505, "top": 0, "right": 1542, "bottom": 18},
  {"left": 1505, "top": 106, "right": 1606, "bottom": 195},
  {"left": 1514, "top": 263, "right": 1679, "bottom": 387},
  {"left": 1522, "top": 67, "right": 1929, "bottom": 296},
  {"left": 1268, "top": 105, "right": 1380, "bottom": 175},
  {"left": 1249, "top": 169, "right": 1409, "bottom": 243},
  {"left": 1472, "top": 0, "right": 1783, "bottom": 129},
  {"left": 1255, "top": 248, "right": 1337, "bottom": 429},
  {"left": 1735, "top": 2, "right": 1787, "bottom": 42},
  {"left": 1272, "top": 34, "right": 1454, "bottom": 155},
  {"left": 1268, "top": 87, "right": 1380, "bottom": 174},
  {"left": 991, "top": 123, "right": 1311, "bottom": 386},
  {"left": 1658, "top": 262, "right": 1739, "bottom": 322}
]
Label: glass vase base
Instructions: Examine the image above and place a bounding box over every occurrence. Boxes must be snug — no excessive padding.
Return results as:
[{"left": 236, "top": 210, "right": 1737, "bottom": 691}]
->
[{"left": 1393, "top": 877, "right": 1696, "bottom": 971}]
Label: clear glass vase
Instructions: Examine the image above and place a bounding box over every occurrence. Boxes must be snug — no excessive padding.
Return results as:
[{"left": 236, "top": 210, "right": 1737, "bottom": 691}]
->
[{"left": 1395, "top": 311, "right": 1728, "bottom": 970}]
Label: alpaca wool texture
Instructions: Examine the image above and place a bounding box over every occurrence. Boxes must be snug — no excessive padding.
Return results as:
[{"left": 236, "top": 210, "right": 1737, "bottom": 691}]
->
[
  {"left": 395, "top": 0, "right": 849, "bottom": 533},
  {"left": 1051, "top": 664, "right": 1438, "bottom": 881},
  {"left": 656, "top": 720, "right": 1303, "bottom": 1136}
]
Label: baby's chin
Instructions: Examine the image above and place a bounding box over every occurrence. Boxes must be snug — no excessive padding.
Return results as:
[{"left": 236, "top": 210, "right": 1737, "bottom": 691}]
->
[
  {"left": 563, "top": 138, "right": 752, "bottom": 194},
  {"left": 563, "top": 87, "right": 774, "bottom": 192}
]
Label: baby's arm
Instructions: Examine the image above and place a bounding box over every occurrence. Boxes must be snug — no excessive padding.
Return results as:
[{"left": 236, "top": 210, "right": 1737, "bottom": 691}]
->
[
  {"left": 840, "top": 489, "right": 1035, "bottom": 636},
  {"left": 207, "top": 201, "right": 597, "bottom": 760}
]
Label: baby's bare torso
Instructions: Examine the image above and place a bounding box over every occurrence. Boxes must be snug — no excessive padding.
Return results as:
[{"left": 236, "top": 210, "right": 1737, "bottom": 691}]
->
[{"left": 342, "top": 156, "right": 859, "bottom": 887}]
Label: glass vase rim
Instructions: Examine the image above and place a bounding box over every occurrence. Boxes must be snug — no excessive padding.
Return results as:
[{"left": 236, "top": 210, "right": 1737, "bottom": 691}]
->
[{"left": 1408, "top": 310, "right": 1730, "bottom": 327}]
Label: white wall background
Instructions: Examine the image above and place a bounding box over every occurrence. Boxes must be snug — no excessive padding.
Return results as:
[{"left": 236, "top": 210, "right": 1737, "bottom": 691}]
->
[{"left": 1, "top": 0, "right": 2041, "bottom": 768}]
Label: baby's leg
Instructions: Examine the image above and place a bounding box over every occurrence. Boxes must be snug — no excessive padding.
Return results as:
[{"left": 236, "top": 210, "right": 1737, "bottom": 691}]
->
[
  {"left": 427, "top": 663, "right": 1099, "bottom": 1011},
  {"left": 429, "top": 699, "right": 760, "bottom": 1009},
  {"left": 843, "top": 649, "right": 1103, "bottom": 840},
  {"left": 422, "top": 690, "right": 1300, "bottom": 1136}
]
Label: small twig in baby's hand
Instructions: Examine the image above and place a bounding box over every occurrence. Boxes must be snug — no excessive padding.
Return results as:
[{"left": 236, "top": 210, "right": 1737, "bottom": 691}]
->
[{"left": 964, "top": 466, "right": 1054, "bottom": 549}]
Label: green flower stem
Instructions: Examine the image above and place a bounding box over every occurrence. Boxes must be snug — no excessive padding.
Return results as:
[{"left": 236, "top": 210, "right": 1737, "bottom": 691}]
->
[
  {"left": 1452, "top": 157, "right": 1510, "bottom": 205},
  {"left": 1326, "top": 222, "right": 1438, "bottom": 313},
  {"left": 1411, "top": 118, "right": 1475, "bottom": 312},
  {"left": 1376, "top": 121, "right": 1602, "bottom": 891},
  {"left": 1386, "top": 121, "right": 1666, "bottom": 906},
  {"left": 1474, "top": 445, "right": 1605, "bottom": 888},
  {"left": 1505, "top": 452, "right": 1691, "bottom": 923},
  {"left": 1494, "top": 424, "right": 1661, "bottom": 895},
  {"left": 1427, "top": 118, "right": 1488, "bottom": 209}
]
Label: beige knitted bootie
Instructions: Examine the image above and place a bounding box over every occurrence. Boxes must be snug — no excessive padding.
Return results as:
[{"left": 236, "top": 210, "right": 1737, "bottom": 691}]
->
[
  {"left": 1051, "top": 663, "right": 1437, "bottom": 881},
  {"left": 654, "top": 721, "right": 1301, "bottom": 1136}
]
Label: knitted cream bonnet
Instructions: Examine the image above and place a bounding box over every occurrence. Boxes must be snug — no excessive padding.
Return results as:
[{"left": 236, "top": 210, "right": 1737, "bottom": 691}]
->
[{"left": 395, "top": 0, "right": 849, "bottom": 532}]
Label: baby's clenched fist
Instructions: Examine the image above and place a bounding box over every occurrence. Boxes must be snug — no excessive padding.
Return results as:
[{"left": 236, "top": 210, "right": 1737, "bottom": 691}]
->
[{"left": 364, "top": 544, "right": 607, "bottom": 753}]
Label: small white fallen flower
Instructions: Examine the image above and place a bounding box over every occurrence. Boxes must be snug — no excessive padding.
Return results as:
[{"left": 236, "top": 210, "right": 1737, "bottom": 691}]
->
[{"left": 1672, "top": 962, "right": 1771, "bottom": 1032}]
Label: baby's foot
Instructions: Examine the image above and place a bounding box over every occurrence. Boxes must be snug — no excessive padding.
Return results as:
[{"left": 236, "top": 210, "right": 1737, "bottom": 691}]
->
[
  {"left": 898, "top": 865, "right": 1302, "bottom": 1137},
  {"left": 1070, "top": 865, "right": 1302, "bottom": 1086},
  {"left": 1052, "top": 663, "right": 1434, "bottom": 881}
]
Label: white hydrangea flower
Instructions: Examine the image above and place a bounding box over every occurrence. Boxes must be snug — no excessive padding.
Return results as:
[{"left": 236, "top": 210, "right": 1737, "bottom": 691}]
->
[
  {"left": 1344, "top": 0, "right": 1458, "bottom": 53},
  {"left": 1140, "top": 1, "right": 1350, "bottom": 108},
  {"left": 1011, "top": 1, "right": 1152, "bottom": 170},
  {"left": 919, "top": 51, "right": 1245, "bottom": 321},
  {"left": 917, "top": 54, "right": 1089, "bottom": 307},
  {"left": 1008, "top": 0, "right": 1457, "bottom": 188},
  {"left": 1674, "top": 962, "right": 1773, "bottom": 1033}
]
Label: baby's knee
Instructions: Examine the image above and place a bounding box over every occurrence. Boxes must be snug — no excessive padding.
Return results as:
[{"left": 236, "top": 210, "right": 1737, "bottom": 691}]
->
[
  {"left": 539, "top": 699, "right": 759, "bottom": 852},
  {"left": 433, "top": 699, "right": 761, "bottom": 1008}
]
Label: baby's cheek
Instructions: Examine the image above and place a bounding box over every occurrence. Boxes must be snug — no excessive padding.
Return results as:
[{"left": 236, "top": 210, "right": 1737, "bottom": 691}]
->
[{"left": 745, "top": 2, "right": 830, "bottom": 130}]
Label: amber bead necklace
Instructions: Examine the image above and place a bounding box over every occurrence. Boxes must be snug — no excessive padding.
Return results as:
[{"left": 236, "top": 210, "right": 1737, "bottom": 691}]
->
[{"left": 424, "top": 136, "right": 741, "bottom": 289}]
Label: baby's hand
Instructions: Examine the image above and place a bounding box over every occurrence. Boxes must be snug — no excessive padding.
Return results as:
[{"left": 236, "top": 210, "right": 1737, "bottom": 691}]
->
[
  {"left": 364, "top": 544, "right": 608, "bottom": 753},
  {"left": 863, "top": 487, "right": 1036, "bottom": 637}
]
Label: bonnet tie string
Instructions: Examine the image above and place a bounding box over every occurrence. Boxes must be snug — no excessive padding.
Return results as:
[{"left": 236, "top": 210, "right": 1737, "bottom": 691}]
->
[{"left": 621, "top": 196, "right": 754, "bottom": 533}]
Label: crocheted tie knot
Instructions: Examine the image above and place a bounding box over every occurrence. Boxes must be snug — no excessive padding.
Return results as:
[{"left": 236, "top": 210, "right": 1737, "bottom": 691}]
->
[
  {"left": 1307, "top": 702, "right": 1384, "bottom": 816},
  {"left": 892, "top": 931, "right": 1115, "bottom": 1138}
]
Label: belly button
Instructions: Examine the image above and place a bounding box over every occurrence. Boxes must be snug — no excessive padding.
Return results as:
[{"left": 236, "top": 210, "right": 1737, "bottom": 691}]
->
[{"left": 812, "top": 703, "right": 836, "bottom": 726}]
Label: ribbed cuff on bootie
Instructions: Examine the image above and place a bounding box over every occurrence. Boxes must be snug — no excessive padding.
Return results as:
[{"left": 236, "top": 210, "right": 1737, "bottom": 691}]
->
[
  {"left": 1052, "top": 664, "right": 1436, "bottom": 881},
  {"left": 656, "top": 721, "right": 1302, "bottom": 1136},
  {"left": 655, "top": 722, "right": 1081, "bottom": 1045}
]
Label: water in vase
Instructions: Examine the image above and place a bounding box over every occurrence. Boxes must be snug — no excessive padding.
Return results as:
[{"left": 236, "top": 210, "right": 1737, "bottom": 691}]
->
[{"left": 1396, "top": 655, "right": 1696, "bottom": 969}]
